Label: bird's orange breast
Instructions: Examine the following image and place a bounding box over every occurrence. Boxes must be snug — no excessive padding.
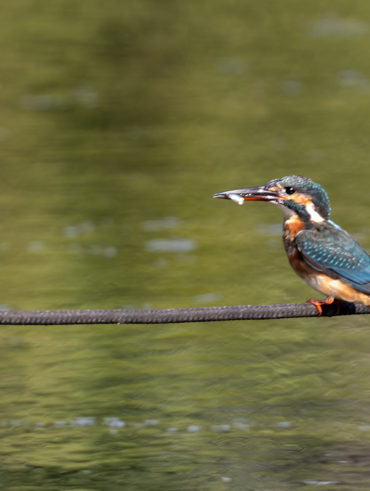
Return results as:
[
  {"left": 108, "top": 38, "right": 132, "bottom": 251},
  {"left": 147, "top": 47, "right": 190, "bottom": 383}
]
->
[{"left": 283, "top": 216, "right": 305, "bottom": 241}]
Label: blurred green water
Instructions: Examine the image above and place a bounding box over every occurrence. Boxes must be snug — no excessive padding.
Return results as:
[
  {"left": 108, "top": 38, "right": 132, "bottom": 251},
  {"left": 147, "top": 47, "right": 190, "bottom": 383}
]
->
[{"left": 0, "top": 1, "right": 369, "bottom": 489}]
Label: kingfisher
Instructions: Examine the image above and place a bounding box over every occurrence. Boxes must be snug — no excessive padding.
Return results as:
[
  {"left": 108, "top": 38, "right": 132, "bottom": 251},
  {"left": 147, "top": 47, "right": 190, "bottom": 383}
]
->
[{"left": 214, "top": 175, "right": 370, "bottom": 314}]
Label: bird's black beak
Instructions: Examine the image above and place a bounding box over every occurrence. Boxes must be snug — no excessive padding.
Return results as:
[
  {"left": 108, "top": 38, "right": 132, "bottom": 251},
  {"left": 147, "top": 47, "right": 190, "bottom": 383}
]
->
[{"left": 213, "top": 186, "right": 279, "bottom": 204}]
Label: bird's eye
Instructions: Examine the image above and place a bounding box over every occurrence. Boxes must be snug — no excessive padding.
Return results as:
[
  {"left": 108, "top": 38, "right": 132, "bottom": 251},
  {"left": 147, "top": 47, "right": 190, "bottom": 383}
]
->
[{"left": 285, "top": 186, "right": 295, "bottom": 195}]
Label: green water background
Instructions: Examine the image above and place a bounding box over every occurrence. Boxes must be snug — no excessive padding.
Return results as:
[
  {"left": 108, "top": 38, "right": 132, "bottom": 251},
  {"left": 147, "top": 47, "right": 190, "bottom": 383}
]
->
[{"left": 0, "top": 1, "right": 369, "bottom": 489}]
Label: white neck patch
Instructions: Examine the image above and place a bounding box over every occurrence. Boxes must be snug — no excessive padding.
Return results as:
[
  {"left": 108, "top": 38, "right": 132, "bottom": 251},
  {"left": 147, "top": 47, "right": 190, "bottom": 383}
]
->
[
  {"left": 306, "top": 202, "right": 324, "bottom": 223},
  {"left": 273, "top": 199, "right": 325, "bottom": 222}
]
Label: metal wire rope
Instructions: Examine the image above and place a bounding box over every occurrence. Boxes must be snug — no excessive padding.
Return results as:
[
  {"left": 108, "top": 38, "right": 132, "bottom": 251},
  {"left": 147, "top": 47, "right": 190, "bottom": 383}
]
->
[{"left": 0, "top": 302, "right": 368, "bottom": 325}]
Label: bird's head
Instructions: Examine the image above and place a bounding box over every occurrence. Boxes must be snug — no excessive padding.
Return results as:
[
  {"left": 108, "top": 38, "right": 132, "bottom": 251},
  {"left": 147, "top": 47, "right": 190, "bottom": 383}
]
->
[{"left": 214, "top": 175, "right": 331, "bottom": 222}]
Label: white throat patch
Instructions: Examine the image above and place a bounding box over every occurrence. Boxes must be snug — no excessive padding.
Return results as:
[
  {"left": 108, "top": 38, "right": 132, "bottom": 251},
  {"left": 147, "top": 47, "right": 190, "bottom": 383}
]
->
[{"left": 273, "top": 202, "right": 296, "bottom": 218}]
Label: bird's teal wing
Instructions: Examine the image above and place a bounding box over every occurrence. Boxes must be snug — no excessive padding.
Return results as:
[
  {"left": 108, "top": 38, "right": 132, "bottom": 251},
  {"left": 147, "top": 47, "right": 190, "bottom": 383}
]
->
[{"left": 295, "top": 224, "right": 370, "bottom": 295}]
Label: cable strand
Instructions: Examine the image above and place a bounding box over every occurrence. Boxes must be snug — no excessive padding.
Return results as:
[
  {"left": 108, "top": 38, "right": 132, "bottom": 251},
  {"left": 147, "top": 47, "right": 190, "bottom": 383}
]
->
[{"left": 0, "top": 302, "right": 368, "bottom": 325}]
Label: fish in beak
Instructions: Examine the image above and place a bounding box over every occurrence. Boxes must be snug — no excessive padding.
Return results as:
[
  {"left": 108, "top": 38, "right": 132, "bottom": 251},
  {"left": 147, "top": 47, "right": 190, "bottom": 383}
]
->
[{"left": 213, "top": 186, "right": 279, "bottom": 205}]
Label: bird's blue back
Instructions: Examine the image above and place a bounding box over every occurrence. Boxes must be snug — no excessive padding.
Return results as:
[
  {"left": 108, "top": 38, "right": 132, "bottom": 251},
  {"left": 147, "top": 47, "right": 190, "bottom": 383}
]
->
[{"left": 295, "top": 221, "right": 370, "bottom": 294}]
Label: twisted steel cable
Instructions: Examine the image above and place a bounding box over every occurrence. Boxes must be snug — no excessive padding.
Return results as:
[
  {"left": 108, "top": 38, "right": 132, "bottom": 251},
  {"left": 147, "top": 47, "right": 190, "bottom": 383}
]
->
[{"left": 0, "top": 302, "right": 368, "bottom": 325}]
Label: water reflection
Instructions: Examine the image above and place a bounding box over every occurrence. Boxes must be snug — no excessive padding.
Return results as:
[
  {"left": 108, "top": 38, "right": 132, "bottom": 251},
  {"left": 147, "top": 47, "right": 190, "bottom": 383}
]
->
[
  {"left": 146, "top": 238, "right": 197, "bottom": 253},
  {"left": 309, "top": 14, "right": 369, "bottom": 38}
]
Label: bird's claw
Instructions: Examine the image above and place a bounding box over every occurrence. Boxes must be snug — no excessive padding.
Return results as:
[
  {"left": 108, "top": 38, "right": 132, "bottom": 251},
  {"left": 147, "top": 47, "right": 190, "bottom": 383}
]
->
[{"left": 306, "top": 297, "right": 339, "bottom": 316}]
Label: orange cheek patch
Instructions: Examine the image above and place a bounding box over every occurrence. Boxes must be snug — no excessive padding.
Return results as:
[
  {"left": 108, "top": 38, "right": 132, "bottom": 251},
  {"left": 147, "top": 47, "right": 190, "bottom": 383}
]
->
[
  {"left": 278, "top": 192, "right": 312, "bottom": 206},
  {"left": 291, "top": 194, "right": 312, "bottom": 206}
]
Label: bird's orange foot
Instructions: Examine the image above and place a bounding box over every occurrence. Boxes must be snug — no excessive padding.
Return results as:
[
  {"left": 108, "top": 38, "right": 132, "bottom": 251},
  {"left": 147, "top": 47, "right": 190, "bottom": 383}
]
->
[{"left": 306, "top": 297, "right": 337, "bottom": 316}]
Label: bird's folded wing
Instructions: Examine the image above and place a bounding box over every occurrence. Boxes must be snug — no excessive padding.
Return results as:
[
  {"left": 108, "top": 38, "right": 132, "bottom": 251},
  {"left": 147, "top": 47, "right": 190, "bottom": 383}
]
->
[{"left": 295, "top": 226, "right": 370, "bottom": 295}]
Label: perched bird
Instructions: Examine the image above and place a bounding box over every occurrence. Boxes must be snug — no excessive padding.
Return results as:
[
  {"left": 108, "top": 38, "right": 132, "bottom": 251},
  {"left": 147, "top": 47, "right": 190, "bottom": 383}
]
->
[{"left": 214, "top": 175, "right": 370, "bottom": 314}]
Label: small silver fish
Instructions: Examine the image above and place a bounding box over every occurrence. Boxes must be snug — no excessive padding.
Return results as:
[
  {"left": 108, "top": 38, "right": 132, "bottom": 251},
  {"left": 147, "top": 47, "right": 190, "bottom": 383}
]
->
[{"left": 229, "top": 193, "right": 245, "bottom": 205}]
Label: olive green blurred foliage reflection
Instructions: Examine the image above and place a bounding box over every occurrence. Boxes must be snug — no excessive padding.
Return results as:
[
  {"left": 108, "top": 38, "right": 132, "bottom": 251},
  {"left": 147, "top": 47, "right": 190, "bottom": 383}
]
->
[{"left": 0, "top": 0, "right": 369, "bottom": 489}]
